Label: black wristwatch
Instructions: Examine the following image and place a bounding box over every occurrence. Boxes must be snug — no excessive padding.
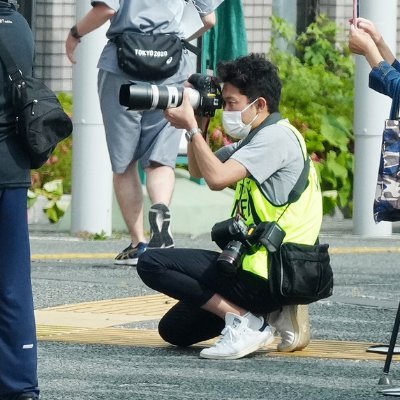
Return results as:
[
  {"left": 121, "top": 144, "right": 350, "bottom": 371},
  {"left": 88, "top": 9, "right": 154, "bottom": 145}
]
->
[
  {"left": 70, "top": 25, "right": 83, "bottom": 40},
  {"left": 185, "top": 128, "right": 202, "bottom": 142}
]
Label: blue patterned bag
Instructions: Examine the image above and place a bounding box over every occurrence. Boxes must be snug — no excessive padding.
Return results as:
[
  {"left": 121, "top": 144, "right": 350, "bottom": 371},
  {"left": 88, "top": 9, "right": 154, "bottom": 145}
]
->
[{"left": 374, "top": 96, "right": 400, "bottom": 222}]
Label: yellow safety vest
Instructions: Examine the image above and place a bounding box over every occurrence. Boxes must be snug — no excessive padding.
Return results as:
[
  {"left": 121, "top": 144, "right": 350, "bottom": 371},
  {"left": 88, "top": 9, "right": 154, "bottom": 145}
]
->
[{"left": 231, "top": 120, "right": 323, "bottom": 280}]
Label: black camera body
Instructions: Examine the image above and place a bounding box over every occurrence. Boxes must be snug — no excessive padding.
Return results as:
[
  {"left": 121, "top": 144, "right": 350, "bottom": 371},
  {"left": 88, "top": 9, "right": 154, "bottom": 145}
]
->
[
  {"left": 258, "top": 221, "right": 286, "bottom": 253},
  {"left": 211, "top": 216, "right": 258, "bottom": 276},
  {"left": 211, "top": 217, "right": 286, "bottom": 276},
  {"left": 186, "top": 74, "right": 223, "bottom": 117},
  {"left": 119, "top": 73, "right": 223, "bottom": 117}
]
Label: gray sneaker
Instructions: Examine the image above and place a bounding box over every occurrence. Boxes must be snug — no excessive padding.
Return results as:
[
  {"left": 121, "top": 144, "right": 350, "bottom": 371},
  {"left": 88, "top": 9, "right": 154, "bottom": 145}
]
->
[
  {"left": 114, "top": 242, "right": 147, "bottom": 266},
  {"left": 148, "top": 203, "right": 174, "bottom": 248},
  {"left": 267, "top": 304, "right": 310, "bottom": 352},
  {"left": 199, "top": 312, "right": 275, "bottom": 360}
]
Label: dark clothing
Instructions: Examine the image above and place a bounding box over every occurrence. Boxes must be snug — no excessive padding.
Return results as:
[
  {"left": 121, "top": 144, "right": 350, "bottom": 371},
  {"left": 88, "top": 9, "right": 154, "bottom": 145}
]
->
[
  {"left": 0, "top": 134, "right": 31, "bottom": 188},
  {"left": 137, "top": 248, "right": 281, "bottom": 346},
  {"left": 158, "top": 301, "right": 225, "bottom": 347},
  {"left": 0, "top": 4, "right": 38, "bottom": 399},
  {"left": 0, "top": 189, "right": 38, "bottom": 398},
  {"left": 0, "top": 2, "right": 34, "bottom": 187},
  {"left": 369, "top": 59, "right": 400, "bottom": 99}
]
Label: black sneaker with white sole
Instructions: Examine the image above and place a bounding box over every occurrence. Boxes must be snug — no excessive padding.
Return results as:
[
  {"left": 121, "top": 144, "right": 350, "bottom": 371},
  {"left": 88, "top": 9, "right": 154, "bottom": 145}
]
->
[
  {"left": 114, "top": 242, "right": 147, "bottom": 266},
  {"left": 148, "top": 203, "right": 174, "bottom": 248}
]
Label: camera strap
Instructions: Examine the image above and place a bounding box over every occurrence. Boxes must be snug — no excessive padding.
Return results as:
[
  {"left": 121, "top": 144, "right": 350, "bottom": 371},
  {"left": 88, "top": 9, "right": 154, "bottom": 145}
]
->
[
  {"left": 278, "top": 121, "right": 310, "bottom": 205},
  {"left": 234, "top": 112, "right": 310, "bottom": 205},
  {"left": 235, "top": 112, "right": 282, "bottom": 152},
  {"left": 232, "top": 112, "right": 310, "bottom": 224}
]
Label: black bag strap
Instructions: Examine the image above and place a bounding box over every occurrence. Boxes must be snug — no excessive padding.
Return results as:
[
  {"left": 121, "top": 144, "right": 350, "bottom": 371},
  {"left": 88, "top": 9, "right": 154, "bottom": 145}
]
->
[
  {"left": 281, "top": 124, "right": 310, "bottom": 204},
  {"left": 181, "top": 39, "right": 201, "bottom": 56},
  {"left": 0, "top": 35, "right": 25, "bottom": 87}
]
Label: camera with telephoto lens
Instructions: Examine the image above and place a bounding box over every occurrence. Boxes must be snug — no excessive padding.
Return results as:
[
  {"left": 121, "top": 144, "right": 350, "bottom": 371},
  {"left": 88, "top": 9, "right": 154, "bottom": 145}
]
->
[
  {"left": 119, "top": 73, "right": 223, "bottom": 117},
  {"left": 211, "top": 216, "right": 259, "bottom": 276},
  {"left": 211, "top": 217, "right": 286, "bottom": 276}
]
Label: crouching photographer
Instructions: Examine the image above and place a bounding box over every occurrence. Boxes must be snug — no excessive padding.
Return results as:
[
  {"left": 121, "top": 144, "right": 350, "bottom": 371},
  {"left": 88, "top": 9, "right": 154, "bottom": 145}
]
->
[{"left": 137, "top": 53, "right": 323, "bottom": 360}]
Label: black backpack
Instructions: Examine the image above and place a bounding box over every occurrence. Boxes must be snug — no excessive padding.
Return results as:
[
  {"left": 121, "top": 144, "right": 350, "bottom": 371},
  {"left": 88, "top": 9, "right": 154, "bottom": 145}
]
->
[{"left": 0, "top": 37, "right": 73, "bottom": 169}]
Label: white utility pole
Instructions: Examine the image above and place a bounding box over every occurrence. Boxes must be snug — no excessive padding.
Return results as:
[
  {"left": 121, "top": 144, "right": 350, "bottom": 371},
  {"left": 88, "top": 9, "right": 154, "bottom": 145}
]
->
[
  {"left": 70, "top": 3, "right": 113, "bottom": 236},
  {"left": 353, "top": 0, "right": 397, "bottom": 236}
]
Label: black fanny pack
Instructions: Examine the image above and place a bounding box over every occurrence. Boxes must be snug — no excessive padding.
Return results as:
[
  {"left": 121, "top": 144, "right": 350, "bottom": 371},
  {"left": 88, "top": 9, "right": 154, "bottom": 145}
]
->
[{"left": 114, "top": 31, "right": 185, "bottom": 80}]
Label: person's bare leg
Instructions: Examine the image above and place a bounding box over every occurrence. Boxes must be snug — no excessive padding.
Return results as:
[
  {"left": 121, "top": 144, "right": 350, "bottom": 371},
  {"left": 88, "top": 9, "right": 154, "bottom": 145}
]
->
[
  {"left": 113, "top": 161, "right": 146, "bottom": 245},
  {"left": 201, "top": 293, "right": 247, "bottom": 319},
  {"left": 145, "top": 164, "right": 175, "bottom": 205}
]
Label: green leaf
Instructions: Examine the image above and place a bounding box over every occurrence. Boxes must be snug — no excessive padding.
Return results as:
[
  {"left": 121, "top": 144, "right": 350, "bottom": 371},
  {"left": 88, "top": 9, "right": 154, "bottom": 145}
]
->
[
  {"left": 43, "top": 179, "right": 63, "bottom": 196},
  {"left": 44, "top": 202, "right": 65, "bottom": 223},
  {"left": 322, "top": 194, "right": 337, "bottom": 215},
  {"left": 320, "top": 115, "right": 350, "bottom": 151},
  {"left": 325, "top": 151, "right": 348, "bottom": 181}
]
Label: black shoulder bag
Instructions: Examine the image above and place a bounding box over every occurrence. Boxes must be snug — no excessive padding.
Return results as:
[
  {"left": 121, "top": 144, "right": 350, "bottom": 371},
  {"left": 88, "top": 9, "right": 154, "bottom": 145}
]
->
[{"left": 0, "top": 37, "right": 73, "bottom": 169}]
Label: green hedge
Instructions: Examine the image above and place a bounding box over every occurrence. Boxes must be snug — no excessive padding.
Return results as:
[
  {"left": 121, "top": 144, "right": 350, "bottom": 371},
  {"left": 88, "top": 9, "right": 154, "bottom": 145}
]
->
[{"left": 269, "top": 15, "right": 354, "bottom": 216}]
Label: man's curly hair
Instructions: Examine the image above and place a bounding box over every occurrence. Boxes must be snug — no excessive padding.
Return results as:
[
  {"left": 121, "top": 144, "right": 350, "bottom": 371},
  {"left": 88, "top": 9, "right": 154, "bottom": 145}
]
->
[{"left": 216, "top": 53, "right": 282, "bottom": 113}]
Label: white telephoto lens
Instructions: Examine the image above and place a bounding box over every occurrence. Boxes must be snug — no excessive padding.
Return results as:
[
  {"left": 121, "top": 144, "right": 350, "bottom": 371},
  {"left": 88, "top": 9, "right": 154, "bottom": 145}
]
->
[
  {"left": 150, "top": 85, "right": 160, "bottom": 110},
  {"left": 184, "top": 87, "right": 200, "bottom": 109},
  {"left": 166, "top": 86, "right": 181, "bottom": 108}
]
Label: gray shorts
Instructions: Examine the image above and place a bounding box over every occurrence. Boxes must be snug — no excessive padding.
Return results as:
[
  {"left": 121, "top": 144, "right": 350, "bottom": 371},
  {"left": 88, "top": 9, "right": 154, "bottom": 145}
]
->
[{"left": 98, "top": 69, "right": 183, "bottom": 173}]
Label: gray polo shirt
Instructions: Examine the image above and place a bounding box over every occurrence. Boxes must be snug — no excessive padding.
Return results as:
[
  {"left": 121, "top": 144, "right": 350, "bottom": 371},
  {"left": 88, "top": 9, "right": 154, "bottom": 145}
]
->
[
  {"left": 92, "top": 0, "right": 223, "bottom": 84},
  {"left": 215, "top": 120, "right": 305, "bottom": 206}
]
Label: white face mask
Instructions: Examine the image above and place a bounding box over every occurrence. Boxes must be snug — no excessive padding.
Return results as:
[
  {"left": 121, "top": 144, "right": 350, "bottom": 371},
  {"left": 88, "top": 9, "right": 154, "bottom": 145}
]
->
[{"left": 222, "top": 98, "right": 259, "bottom": 140}]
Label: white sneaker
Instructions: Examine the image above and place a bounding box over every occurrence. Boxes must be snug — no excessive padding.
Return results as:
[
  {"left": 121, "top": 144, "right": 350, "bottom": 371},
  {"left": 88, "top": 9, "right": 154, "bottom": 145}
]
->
[
  {"left": 267, "top": 305, "right": 310, "bottom": 352},
  {"left": 200, "top": 312, "right": 275, "bottom": 360}
]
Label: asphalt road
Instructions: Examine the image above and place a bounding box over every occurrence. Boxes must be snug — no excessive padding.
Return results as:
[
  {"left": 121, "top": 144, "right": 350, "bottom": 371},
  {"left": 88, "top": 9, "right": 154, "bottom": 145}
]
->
[{"left": 29, "top": 221, "right": 400, "bottom": 400}]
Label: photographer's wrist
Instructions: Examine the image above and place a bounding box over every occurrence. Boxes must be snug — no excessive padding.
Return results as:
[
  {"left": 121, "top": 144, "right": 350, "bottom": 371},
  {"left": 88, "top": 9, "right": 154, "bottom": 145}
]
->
[{"left": 185, "top": 127, "right": 202, "bottom": 142}]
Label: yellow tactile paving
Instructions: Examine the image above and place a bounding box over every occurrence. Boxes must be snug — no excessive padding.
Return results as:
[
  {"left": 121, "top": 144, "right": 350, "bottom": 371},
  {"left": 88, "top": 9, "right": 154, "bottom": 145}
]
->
[
  {"left": 31, "top": 247, "right": 400, "bottom": 262},
  {"left": 32, "top": 253, "right": 116, "bottom": 260},
  {"left": 45, "top": 294, "right": 176, "bottom": 314},
  {"left": 35, "top": 294, "right": 176, "bottom": 328},
  {"left": 35, "top": 294, "right": 400, "bottom": 361},
  {"left": 36, "top": 325, "right": 400, "bottom": 361}
]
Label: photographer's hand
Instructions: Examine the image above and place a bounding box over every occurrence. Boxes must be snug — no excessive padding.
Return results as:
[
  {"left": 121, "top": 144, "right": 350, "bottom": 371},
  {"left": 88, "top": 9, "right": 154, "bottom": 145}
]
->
[{"left": 164, "top": 91, "right": 198, "bottom": 131}]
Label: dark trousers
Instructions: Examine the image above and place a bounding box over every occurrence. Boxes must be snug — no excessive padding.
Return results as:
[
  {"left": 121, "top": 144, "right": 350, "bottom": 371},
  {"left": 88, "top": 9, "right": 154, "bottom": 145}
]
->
[
  {"left": 0, "top": 189, "right": 39, "bottom": 398},
  {"left": 137, "top": 248, "right": 280, "bottom": 347}
]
